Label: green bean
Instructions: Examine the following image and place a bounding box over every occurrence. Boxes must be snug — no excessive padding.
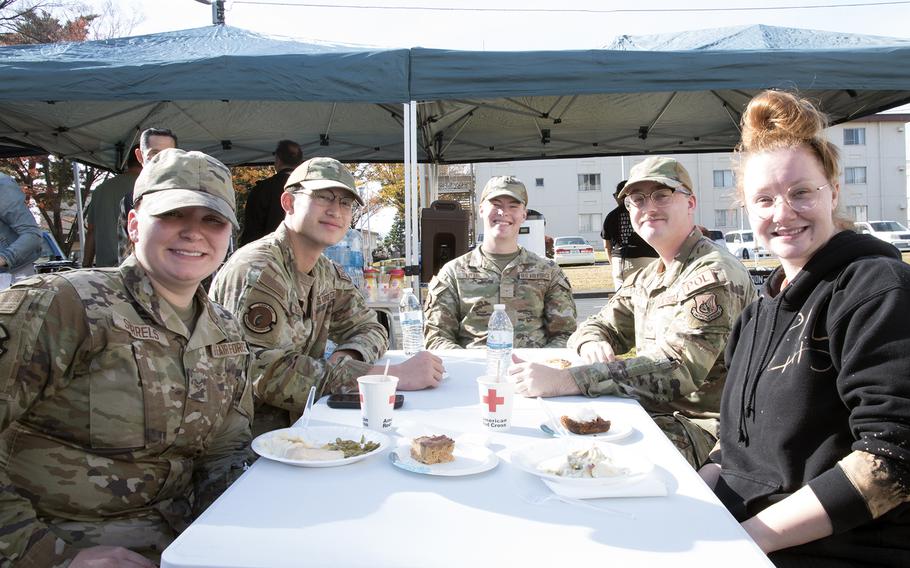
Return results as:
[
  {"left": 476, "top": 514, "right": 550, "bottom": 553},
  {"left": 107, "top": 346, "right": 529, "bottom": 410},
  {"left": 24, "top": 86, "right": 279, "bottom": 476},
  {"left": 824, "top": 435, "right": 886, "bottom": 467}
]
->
[{"left": 323, "top": 435, "right": 381, "bottom": 458}]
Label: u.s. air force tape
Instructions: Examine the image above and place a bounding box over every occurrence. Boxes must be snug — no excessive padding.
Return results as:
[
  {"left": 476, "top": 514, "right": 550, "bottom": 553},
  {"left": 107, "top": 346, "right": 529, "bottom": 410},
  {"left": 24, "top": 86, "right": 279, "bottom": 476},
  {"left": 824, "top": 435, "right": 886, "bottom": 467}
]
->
[{"left": 244, "top": 302, "right": 277, "bottom": 333}]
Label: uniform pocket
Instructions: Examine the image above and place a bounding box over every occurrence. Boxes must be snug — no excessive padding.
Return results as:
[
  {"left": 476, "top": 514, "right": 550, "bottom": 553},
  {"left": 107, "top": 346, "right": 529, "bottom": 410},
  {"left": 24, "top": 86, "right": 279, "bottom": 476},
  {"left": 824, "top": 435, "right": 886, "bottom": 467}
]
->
[{"left": 88, "top": 344, "right": 146, "bottom": 450}]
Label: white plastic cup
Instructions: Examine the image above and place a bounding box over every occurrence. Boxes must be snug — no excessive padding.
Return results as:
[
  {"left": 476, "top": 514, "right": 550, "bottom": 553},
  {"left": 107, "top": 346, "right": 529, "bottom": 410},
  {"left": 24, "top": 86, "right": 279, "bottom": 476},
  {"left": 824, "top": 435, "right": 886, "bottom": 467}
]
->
[
  {"left": 476, "top": 376, "right": 514, "bottom": 431},
  {"left": 357, "top": 374, "right": 399, "bottom": 431}
]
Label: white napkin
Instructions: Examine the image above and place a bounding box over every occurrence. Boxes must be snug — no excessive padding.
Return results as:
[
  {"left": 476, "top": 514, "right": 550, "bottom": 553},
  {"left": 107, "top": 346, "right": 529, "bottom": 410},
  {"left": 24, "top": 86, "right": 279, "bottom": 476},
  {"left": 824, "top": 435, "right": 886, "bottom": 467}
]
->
[{"left": 543, "top": 473, "right": 667, "bottom": 499}]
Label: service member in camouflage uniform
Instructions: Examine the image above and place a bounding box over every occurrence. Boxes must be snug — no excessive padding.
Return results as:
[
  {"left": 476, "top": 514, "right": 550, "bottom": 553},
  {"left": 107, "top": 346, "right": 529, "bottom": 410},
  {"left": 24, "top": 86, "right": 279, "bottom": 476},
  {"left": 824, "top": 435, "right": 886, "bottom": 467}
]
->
[
  {"left": 510, "top": 157, "right": 755, "bottom": 468},
  {"left": 0, "top": 149, "right": 252, "bottom": 567},
  {"left": 211, "top": 157, "right": 443, "bottom": 436},
  {"left": 424, "top": 176, "right": 577, "bottom": 349}
]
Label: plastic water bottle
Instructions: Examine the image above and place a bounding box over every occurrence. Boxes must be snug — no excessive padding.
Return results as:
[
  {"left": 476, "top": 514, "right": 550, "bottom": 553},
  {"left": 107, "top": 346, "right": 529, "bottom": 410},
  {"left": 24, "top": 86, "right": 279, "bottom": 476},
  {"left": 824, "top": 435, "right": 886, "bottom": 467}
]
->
[
  {"left": 324, "top": 230, "right": 364, "bottom": 290},
  {"left": 346, "top": 229, "right": 365, "bottom": 290},
  {"left": 486, "top": 304, "right": 513, "bottom": 381},
  {"left": 399, "top": 287, "right": 424, "bottom": 355}
]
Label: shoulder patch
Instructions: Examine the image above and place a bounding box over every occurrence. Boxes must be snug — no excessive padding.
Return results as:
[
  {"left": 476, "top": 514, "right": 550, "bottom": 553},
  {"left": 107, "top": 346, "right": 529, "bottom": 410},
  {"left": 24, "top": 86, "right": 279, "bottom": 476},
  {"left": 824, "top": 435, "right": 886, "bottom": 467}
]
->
[
  {"left": 681, "top": 270, "right": 722, "bottom": 296},
  {"left": 690, "top": 293, "right": 723, "bottom": 322},
  {"left": 244, "top": 302, "right": 277, "bottom": 334},
  {"left": 0, "top": 289, "right": 27, "bottom": 314}
]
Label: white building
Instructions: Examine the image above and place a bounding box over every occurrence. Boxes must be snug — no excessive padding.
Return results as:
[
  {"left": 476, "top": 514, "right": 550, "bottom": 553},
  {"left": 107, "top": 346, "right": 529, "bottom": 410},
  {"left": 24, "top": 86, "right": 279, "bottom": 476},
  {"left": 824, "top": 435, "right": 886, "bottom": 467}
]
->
[{"left": 473, "top": 114, "right": 910, "bottom": 248}]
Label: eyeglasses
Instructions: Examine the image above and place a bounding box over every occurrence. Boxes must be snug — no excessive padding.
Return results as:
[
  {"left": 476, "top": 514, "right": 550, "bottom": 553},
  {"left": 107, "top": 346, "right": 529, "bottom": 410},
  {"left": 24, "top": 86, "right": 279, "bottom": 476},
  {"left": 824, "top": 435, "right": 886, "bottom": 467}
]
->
[
  {"left": 294, "top": 188, "right": 359, "bottom": 211},
  {"left": 624, "top": 187, "right": 692, "bottom": 209},
  {"left": 748, "top": 184, "right": 830, "bottom": 220}
]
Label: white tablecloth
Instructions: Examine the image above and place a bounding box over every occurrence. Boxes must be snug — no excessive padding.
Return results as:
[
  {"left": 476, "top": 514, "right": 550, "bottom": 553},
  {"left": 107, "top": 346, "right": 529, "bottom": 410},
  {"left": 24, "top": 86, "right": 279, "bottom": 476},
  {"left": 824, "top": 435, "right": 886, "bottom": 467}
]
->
[{"left": 162, "top": 349, "right": 773, "bottom": 568}]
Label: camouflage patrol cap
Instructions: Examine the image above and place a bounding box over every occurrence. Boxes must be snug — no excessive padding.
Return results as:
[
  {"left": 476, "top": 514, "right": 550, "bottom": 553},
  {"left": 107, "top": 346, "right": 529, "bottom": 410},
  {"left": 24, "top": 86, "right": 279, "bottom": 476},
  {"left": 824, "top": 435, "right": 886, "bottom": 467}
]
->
[
  {"left": 620, "top": 157, "right": 694, "bottom": 199},
  {"left": 133, "top": 148, "right": 239, "bottom": 228},
  {"left": 284, "top": 157, "right": 364, "bottom": 206},
  {"left": 480, "top": 175, "right": 528, "bottom": 206}
]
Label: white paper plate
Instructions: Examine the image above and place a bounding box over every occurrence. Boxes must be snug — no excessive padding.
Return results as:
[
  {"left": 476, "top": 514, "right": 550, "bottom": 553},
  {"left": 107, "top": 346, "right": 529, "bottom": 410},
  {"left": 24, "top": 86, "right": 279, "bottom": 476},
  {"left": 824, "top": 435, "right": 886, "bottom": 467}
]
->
[
  {"left": 511, "top": 438, "right": 653, "bottom": 486},
  {"left": 252, "top": 426, "right": 389, "bottom": 468},
  {"left": 542, "top": 419, "right": 634, "bottom": 442},
  {"left": 389, "top": 440, "right": 498, "bottom": 476}
]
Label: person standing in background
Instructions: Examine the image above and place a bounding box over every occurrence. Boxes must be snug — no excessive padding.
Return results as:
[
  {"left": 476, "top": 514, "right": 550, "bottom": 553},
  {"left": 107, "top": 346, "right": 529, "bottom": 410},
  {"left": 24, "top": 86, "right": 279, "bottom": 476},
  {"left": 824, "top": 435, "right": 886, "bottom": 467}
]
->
[
  {"left": 82, "top": 145, "right": 142, "bottom": 267},
  {"left": 601, "top": 180, "right": 659, "bottom": 289},
  {"left": 238, "top": 139, "right": 304, "bottom": 247},
  {"left": 0, "top": 172, "right": 42, "bottom": 288}
]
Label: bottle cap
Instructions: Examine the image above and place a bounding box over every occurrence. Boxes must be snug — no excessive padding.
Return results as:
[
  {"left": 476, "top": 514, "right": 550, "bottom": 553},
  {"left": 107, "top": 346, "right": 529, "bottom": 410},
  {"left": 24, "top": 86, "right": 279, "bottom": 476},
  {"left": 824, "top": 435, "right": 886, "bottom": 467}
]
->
[
  {"left": 494, "top": 304, "right": 506, "bottom": 310},
  {"left": 403, "top": 287, "right": 413, "bottom": 293}
]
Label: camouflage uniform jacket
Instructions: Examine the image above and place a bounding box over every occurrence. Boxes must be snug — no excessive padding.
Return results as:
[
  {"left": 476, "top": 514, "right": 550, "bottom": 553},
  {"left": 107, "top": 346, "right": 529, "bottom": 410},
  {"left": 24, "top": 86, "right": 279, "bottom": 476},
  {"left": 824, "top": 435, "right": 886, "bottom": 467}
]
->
[
  {"left": 568, "top": 229, "right": 755, "bottom": 421},
  {"left": 210, "top": 223, "right": 388, "bottom": 432},
  {"left": 424, "top": 246, "right": 577, "bottom": 349},
  {"left": 0, "top": 256, "right": 253, "bottom": 567}
]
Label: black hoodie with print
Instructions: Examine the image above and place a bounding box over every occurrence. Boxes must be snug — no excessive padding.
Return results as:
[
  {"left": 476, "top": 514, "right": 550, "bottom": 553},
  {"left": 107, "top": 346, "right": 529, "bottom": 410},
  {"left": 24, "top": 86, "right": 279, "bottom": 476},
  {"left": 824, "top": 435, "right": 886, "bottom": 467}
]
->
[{"left": 714, "top": 231, "right": 910, "bottom": 566}]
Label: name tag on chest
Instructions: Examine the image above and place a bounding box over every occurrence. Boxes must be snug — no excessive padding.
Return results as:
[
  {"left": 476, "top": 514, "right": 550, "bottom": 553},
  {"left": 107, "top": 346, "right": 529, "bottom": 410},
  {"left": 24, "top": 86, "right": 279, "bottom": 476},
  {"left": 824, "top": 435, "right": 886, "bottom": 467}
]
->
[{"left": 112, "top": 312, "right": 167, "bottom": 345}]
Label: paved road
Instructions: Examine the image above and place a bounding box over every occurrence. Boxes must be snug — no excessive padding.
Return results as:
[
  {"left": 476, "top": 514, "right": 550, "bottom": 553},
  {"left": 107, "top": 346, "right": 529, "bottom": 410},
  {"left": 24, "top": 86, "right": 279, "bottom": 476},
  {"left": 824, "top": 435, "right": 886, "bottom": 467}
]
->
[{"left": 575, "top": 296, "right": 609, "bottom": 322}]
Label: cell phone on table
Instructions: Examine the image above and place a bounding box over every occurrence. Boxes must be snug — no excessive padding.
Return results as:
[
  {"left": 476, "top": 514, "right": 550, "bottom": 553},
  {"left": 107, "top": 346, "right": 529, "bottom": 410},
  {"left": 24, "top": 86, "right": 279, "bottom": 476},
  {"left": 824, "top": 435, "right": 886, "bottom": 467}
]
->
[{"left": 327, "top": 393, "right": 404, "bottom": 409}]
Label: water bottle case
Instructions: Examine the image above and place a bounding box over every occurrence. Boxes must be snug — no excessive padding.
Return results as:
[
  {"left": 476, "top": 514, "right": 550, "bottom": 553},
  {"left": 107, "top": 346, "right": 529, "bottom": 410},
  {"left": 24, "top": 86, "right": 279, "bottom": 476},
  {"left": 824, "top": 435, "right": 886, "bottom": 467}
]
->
[{"left": 327, "top": 393, "right": 404, "bottom": 409}]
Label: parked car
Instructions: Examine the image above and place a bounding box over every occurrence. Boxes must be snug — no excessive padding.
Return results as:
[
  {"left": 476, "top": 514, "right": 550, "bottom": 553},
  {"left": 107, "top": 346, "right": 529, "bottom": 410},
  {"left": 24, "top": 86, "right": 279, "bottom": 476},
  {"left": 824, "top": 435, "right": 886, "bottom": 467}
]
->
[
  {"left": 724, "top": 230, "right": 773, "bottom": 260},
  {"left": 853, "top": 220, "right": 910, "bottom": 252},
  {"left": 553, "top": 236, "right": 595, "bottom": 266}
]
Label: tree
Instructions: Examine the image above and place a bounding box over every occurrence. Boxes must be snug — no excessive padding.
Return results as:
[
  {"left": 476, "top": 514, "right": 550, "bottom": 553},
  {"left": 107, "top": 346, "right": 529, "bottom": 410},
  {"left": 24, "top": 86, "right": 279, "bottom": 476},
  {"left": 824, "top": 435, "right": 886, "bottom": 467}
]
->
[{"left": 382, "top": 212, "right": 405, "bottom": 258}]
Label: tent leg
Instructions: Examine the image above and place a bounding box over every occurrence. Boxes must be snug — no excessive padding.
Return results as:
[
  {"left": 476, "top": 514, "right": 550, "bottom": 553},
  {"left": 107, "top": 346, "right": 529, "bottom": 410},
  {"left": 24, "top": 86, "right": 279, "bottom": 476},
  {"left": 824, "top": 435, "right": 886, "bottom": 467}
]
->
[
  {"left": 403, "top": 102, "right": 420, "bottom": 291},
  {"left": 73, "top": 162, "right": 85, "bottom": 265}
]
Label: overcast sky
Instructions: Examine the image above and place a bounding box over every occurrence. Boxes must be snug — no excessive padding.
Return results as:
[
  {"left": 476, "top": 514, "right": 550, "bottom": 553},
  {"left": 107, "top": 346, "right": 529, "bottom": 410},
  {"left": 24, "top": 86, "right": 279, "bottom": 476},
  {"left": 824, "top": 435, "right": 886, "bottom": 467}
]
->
[{"left": 109, "top": 0, "right": 910, "bottom": 50}]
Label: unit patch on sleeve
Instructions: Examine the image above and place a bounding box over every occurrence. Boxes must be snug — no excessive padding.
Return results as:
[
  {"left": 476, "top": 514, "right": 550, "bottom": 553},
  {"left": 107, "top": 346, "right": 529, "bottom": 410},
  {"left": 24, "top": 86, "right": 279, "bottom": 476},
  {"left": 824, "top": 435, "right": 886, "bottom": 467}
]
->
[
  {"left": 691, "top": 293, "right": 723, "bottom": 322},
  {"left": 244, "top": 302, "right": 278, "bottom": 334}
]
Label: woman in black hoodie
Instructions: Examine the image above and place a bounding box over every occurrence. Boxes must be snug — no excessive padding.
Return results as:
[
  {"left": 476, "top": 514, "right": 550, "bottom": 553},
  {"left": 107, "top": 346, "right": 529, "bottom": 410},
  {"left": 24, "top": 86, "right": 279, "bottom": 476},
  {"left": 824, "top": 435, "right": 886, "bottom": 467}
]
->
[{"left": 698, "top": 90, "right": 910, "bottom": 567}]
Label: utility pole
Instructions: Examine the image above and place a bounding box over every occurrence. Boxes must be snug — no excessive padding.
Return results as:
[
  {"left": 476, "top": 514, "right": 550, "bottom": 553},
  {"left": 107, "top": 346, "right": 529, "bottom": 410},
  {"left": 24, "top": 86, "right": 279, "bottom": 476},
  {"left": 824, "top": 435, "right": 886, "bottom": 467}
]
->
[{"left": 193, "top": 0, "right": 226, "bottom": 24}]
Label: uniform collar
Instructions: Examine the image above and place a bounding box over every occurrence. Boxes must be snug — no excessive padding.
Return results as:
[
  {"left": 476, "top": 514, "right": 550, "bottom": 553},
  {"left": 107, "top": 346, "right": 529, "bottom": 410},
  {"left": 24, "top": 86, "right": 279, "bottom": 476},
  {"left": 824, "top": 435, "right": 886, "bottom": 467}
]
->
[
  {"left": 119, "top": 255, "right": 227, "bottom": 345},
  {"left": 650, "top": 228, "right": 702, "bottom": 289},
  {"left": 469, "top": 245, "right": 528, "bottom": 269},
  {"left": 273, "top": 222, "right": 318, "bottom": 299}
]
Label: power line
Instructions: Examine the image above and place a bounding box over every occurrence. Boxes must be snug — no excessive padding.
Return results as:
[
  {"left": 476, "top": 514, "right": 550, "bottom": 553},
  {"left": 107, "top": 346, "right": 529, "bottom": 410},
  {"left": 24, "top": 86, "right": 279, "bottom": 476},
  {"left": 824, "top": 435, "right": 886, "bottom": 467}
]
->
[{"left": 232, "top": 0, "right": 910, "bottom": 14}]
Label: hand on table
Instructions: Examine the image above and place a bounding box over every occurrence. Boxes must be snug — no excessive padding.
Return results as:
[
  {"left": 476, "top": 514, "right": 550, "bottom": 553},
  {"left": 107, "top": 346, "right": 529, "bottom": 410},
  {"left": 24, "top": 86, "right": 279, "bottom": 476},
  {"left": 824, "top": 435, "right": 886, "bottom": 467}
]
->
[
  {"left": 377, "top": 350, "right": 444, "bottom": 390},
  {"left": 508, "top": 354, "right": 581, "bottom": 398},
  {"left": 71, "top": 546, "right": 157, "bottom": 567},
  {"left": 579, "top": 341, "right": 617, "bottom": 364}
]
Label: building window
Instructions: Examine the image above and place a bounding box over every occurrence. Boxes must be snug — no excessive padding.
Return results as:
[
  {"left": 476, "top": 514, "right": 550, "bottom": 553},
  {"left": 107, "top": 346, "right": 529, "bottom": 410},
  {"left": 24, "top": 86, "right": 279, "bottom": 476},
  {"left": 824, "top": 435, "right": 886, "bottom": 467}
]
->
[
  {"left": 535, "top": 177, "right": 545, "bottom": 187},
  {"left": 714, "top": 208, "right": 741, "bottom": 229},
  {"left": 578, "top": 213, "right": 602, "bottom": 233},
  {"left": 847, "top": 205, "right": 868, "bottom": 221},
  {"left": 845, "top": 166, "right": 867, "bottom": 184},
  {"left": 713, "top": 169, "right": 734, "bottom": 188},
  {"left": 843, "top": 128, "right": 866, "bottom": 146},
  {"left": 577, "top": 174, "right": 601, "bottom": 192}
]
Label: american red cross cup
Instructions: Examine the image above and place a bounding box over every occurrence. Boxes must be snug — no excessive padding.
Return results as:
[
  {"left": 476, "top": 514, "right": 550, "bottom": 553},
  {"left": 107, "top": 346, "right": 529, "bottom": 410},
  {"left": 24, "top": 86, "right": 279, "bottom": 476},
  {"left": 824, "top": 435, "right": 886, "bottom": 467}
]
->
[
  {"left": 476, "top": 376, "right": 514, "bottom": 431},
  {"left": 357, "top": 374, "right": 399, "bottom": 431}
]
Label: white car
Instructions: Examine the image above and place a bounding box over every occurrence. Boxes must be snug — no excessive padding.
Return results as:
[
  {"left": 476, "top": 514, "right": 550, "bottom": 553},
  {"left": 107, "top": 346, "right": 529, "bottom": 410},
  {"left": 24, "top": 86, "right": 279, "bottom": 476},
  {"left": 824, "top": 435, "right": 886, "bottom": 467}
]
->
[
  {"left": 854, "top": 221, "right": 910, "bottom": 252},
  {"left": 724, "top": 230, "right": 773, "bottom": 260},
  {"left": 553, "top": 236, "right": 595, "bottom": 266}
]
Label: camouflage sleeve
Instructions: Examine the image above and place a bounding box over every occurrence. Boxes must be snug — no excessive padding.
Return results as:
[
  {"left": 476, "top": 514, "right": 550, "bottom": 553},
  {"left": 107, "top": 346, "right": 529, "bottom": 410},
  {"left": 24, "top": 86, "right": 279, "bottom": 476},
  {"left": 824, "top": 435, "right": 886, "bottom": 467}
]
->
[
  {"left": 542, "top": 269, "right": 577, "bottom": 348},
  {"left": 423, "top": 267, "right": 464, "bottom": 350},
  {"left": 567, "top": 287, "right": 636, "bottom": 356},
  {"left": 192, "top": 356, "right": 254, "bottom": 518},
  {"left": 329, "top": 274, "right": 388, "bottom": 365},
  {"left": 211, "top": 266, "right": 373, "bottom": 411},
  {"left": 0, "top": 283, "right": 83, "bottom": 566},
  {"left": 570, "top": 278, "right": 742, "bottom": 405}
]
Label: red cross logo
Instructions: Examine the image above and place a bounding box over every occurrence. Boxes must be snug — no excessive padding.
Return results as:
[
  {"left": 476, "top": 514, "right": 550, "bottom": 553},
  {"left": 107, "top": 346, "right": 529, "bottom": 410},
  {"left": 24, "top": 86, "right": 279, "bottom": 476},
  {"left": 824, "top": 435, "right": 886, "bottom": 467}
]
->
[
  {"left": 359, "top": 393, "right": 364, "bottom": 404},
  {"left": 483, "top": 388, "right": 505, "bottom": 412},
  {"left": 389, "top": 394, "right": 396, "bottom": 405}
]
